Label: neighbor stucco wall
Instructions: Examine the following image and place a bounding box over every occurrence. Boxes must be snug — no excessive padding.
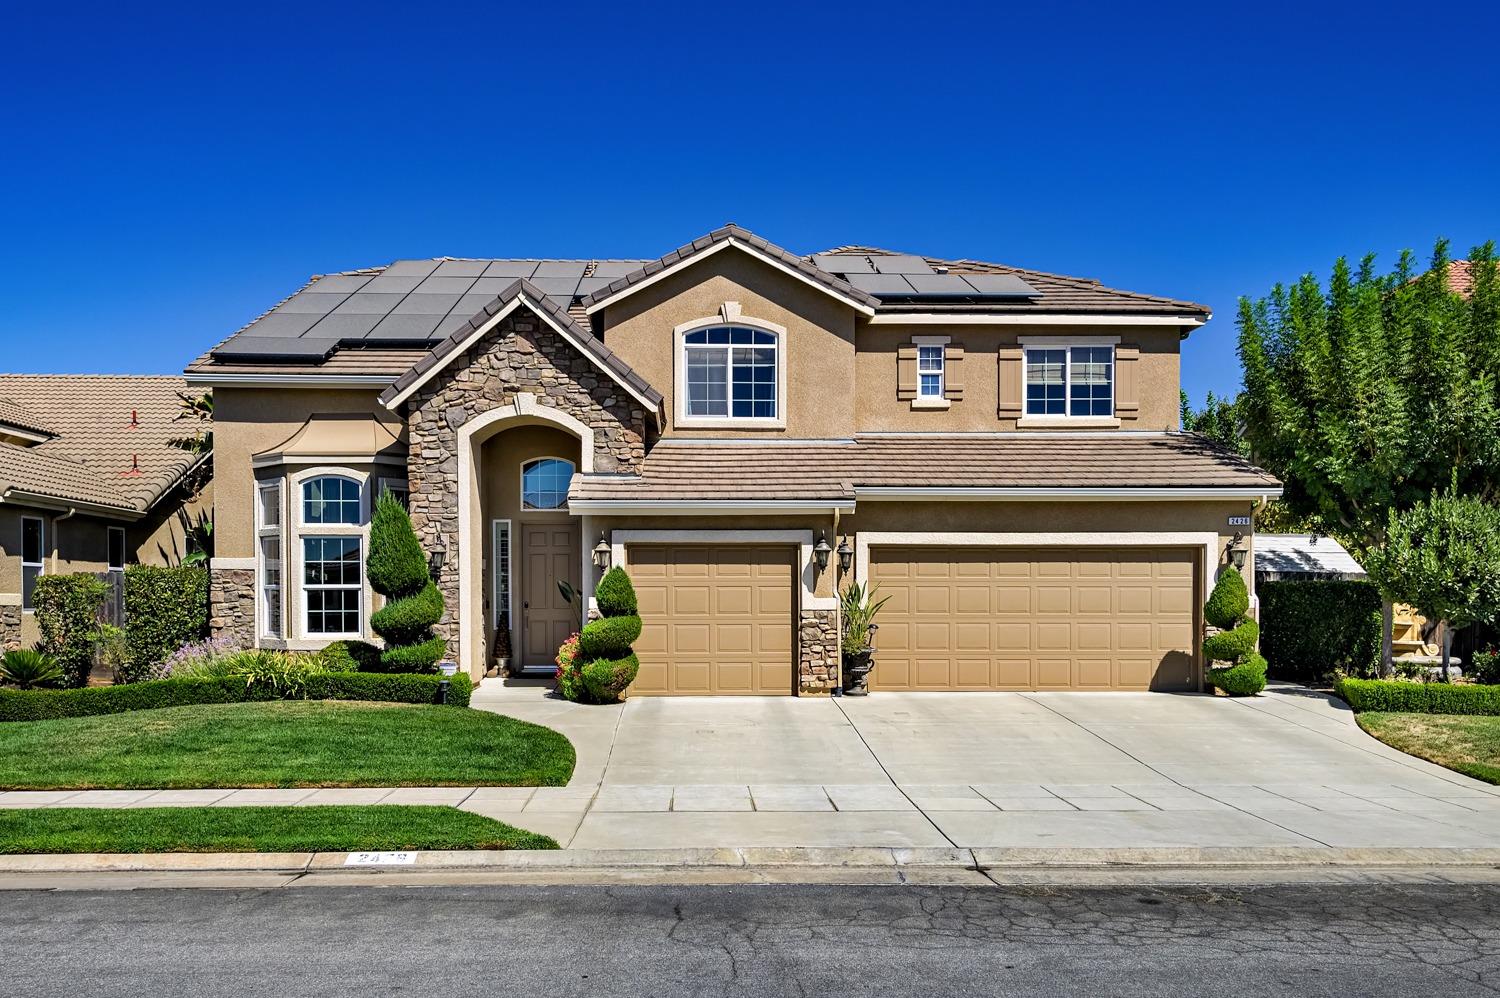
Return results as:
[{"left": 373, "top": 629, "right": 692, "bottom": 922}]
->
[
  {"left": 853, "top": 324, "right": 1183, "bottom": 432},
  {"left": 598, "top": 250, "right": 860, "bottom": 438}
]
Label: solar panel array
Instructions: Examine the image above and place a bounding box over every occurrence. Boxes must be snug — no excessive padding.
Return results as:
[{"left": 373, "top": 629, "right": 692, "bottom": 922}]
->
[
  {"left": 812, "top": 254, "right": 1042, "bottom": 299},
  {"left": 213, "top": 259, "right": 651, "bottom": 361}
]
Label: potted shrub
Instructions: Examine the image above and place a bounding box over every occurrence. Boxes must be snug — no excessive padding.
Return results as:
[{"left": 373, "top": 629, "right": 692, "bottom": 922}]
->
[
  {"left": 840, "top": 581, "right": 889, "bottom": 696},
  {"left": 492, "top": 611, "right": 512, "bottom": 677}
]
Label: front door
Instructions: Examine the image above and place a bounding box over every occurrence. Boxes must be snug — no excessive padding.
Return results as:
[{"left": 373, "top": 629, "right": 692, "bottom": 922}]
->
[{"left": 520, "top": 523, "right": 580, "bottom": 668}]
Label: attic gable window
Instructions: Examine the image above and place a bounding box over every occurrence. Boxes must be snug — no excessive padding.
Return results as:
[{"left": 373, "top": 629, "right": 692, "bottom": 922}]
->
[{"left": 681, "top": 326, "right": 779, "bottom": 421}]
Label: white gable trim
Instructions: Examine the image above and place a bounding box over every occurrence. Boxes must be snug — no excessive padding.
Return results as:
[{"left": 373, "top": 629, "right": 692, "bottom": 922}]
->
[
  {"left": 381, "top": 293, "right": 661, "bottom": 413},
  {"left": 583, "top": 238, "right": 878, "bottom": 318},
  {"left": 867, "top": 313, "right": 1208, "bottom": 326}
]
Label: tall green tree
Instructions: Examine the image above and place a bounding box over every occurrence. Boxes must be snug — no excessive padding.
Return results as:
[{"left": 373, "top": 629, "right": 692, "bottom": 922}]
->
[
  {"left": 1363, "top": 490, "right": 1500, "bottom": 679},
  {"left": 1238, "top": 241, "right": 1500, "bottom": 671},
  {"left": 1180, "top": 389, "right": 1246, "bottom": 455}
]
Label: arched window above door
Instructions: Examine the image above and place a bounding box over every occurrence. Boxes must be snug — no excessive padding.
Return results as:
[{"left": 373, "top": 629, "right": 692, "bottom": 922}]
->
[{"left": 521, "top": 458, "right": 574, "bottom": 510}]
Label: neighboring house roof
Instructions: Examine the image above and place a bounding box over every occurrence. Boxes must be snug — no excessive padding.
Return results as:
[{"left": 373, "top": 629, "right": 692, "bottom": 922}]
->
[
  {"left": 0, "top": 375, "right": 204, "bottom": 516},
  {"left": 378, "top": 279, "right": 664, "bottom": 414},
  {"left": 0, "top": 397, "right": 54, "bottom": 438},
  {"left": 186, "top": 226, "right": 1212, "bottom": 381},
  {"left": 1254, "top": 534, "right": 1366, "bottom": 579},
  {"left": 568, "top": 433, "right": 1281, "bottom": 507},
  {"left": 1445, "top": 259, "right": 1482, "bottom": 298}
]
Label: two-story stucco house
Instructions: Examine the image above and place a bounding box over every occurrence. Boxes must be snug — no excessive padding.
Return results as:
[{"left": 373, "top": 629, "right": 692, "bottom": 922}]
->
[{"left": 189, "top": 225, "right": 1280, "bottom": 695}]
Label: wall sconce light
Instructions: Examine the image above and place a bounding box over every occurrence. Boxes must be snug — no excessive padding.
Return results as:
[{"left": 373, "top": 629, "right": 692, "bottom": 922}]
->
[
  {"left": 812, "top": 533, "right": 832, "bottom": 574},
  {"left": 592, "top": 533, "right": 612, "bottom": 570},
  {"left": 427, "top": 543, "right": 446, "bottom": 580},
  {"left": 1227, "top": 531, "right": 1248, "bottom": 571},
  {"left": 836, "top": 536, "right": 853, "bottom": 575}
]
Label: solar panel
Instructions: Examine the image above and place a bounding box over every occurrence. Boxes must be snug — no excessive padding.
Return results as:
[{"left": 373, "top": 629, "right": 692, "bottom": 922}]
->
[
  {"left": 847, "top": 273, "right": 917, "bottom": 295},
  {"left": 812, "top": 254, "right": 875, "bottom": 274},
  {"left": 573, "top": 276, "right": 614, "bottom": 297},
  {"left": 305, "top": 313, "right": 382, "bottom": 339},
  {"left": 275, "top": 292, "right": 349, "bottom": 314},
  {"left": 872, "top": 255, "right": 935, "bottom": 275},
  {"left": 533, "top": 261, "right": 587, "bottom": 281},
  {"left": 413, "top": 276, "right": 478, "bottom": 295},
  {"left": 236, "top": 313, "right": 324, "bottom": 337},
  {"left": 361, "top": 275, "right": 425, "bottom": 294},
  {"left": 467, "top": 277, "right": 521, "bottom": 297},
  {"left": 365, "top": 313, "right": 445, "bottom": 341},
  {"left": 430, "top": 260, "right": 488, "bottom": 278},
  {"left": 212, "top": 336, "right": 339, "bottom": 360},
  {"left": 330, "top": 293, "right": 407, "bottom": 315},
  {"left": 482, "top": 261, "right": 540, "bottom": 278},
  {"left": 962, "top": 274, "right": 1043, "bottom": 296},
  {"left": 382, "top": 260, "right": 441, "bottom": 278},
  {"left": 904, "top": 274, "right": 980, "bottom": 296},
  {"left": 305, "top": 275, "right": 373, "bottom": 294},
  {"left": 392, "top": 293, "right": 461, "bottom": 315},
  {"left": 528, "top": 277, "right": 583, "bottom": 298},
  {"left": 590, "top": 261, "right": 645, "bottom": 278}
]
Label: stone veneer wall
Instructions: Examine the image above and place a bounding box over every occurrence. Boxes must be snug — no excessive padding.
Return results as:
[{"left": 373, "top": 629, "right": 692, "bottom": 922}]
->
[
  {"left": 403, "top": 309, "right": 651, "bottom": 658},
  {"left": 0, "top": 605, "right": 21, "bottom": 652},
  {"left": 798, "top": 608, "right": 840, "bottom": 694},
  {"left": 210, "top": 568, "right": 256, "bottom": 647}
]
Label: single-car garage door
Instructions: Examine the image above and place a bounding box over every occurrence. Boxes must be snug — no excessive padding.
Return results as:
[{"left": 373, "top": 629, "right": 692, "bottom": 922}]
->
[
  {"left": 869, "top": 547, "right": 1197, "bottom": 692},
  {"left": 629, "top": 544, "right": 795, "bottom": 695}
]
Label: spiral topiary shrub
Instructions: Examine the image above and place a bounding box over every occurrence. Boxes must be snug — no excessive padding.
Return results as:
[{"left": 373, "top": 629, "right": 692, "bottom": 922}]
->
[
  {"left": 366, "top": 492, "right": 446, "bottom": 673},
  {"left": 1204, "top": 567, "right": 1265, "bottom": 696},
  {"left": 559, "top": 567, "right": 640, "bottom": 704}
]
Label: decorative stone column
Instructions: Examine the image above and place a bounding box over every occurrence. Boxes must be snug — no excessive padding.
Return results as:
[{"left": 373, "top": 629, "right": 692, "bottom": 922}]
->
[
  {"left": 209, "top": 568, "right": 256, "bottom": 647},
  {"left": 0, "top": 605, "right": 21, "bottom": 652},
  {"left": 798, "top": 608, "right": 840, "bottom": 694}
]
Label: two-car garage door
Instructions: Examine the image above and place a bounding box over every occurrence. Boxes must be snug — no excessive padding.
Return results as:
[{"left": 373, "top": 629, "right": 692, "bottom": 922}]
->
[{"left": 868, "top": 547, "right": 1198, "bottom": 692}]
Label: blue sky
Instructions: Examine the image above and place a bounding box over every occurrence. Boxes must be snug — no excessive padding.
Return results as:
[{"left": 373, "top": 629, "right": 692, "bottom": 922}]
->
[{"left": 2, "top": 1, "right": 1496, "bottom": 406}]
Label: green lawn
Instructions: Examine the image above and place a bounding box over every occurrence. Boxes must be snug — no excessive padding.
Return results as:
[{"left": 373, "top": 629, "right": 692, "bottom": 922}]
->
[
  {"left": 0, "top": 805, "right": 556, "bottom": 854},
  {"left": 0, "top": 701, "right": 575, "bottom": 790},
  {"left": 1357, "top": 712, "right": 1500, "bottom": 784}
]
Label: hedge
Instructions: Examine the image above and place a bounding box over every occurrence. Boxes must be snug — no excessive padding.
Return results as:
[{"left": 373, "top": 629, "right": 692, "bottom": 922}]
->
[
  {"left": 1334, "top": 677, "right": 1500, "bottom": 716},
  {"left": 32, "top": 574, "right": 109, "bottom": 688},
  {"left": 1261, "top": 580, "right": 1382, "bottom": 681},
  {"left": 124, "top": 565, "right": 209, "bottom": 674},
  {"left": 0, "top": 671, "right": 471, "bottom": 722}
]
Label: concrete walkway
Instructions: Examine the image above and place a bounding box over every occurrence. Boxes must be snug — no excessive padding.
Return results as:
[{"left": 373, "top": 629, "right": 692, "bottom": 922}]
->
[{"left": 7, "top": 683, "right": 1500, "bottom": 856}]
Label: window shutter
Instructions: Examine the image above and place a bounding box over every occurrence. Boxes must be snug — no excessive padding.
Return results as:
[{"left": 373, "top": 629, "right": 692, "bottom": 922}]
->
[
  {"left": 897, "top": 344, "right": 918, "bottom": 400},
  {"left": 943, "top": 344, "right": 964, "bottom": 400},
  {"left": 1115, "top": 344, "right": 1140, "bottom": 419},
  {"left": 997, "top": 345, "right": 1023, "bottom": 417}
]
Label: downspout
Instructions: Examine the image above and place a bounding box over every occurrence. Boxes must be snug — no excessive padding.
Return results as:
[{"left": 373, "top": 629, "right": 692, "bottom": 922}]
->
[
  {"left": 50, "top": 507, "right": 77, "bottom": 575},
  {"left": 832, "top": 506, "right": 844, "bottom": 694}
]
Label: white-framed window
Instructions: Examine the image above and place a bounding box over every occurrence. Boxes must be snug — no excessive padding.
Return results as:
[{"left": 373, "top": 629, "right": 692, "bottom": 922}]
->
[
  {"left": 106, "top": 526, "right": 126, "bottom": 573},
  {"left": 257, "top": 481, "right": 283, "bottom": 639},
  {"left": 491, "top": 519, "right": 511, "bottom": 633},
  {"left": 1025, "top": 344, "right": 1115, "bottom": 418},
  {"left": 302, "top": 536, "right": 362, "bottom": 636},
  {"left": 682, "top": 326, "right": 779, "bottom": 420},
  {"left": 301, "top": 475, "right": 361, "bottom": 525},
  {"left": 917, "top": 344, "right": 945, "bottom": 398},
  {"left": 20, "top": 516, "right": 43, "bottom": 611},
  {"left": 521, "top": 458, "right": 573, "bottom": 511}
]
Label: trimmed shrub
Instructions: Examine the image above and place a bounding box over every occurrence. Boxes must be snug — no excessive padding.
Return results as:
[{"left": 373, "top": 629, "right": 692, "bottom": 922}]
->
[
  {"left": 0, "top": 671, "right": 471, "bottom": 722},
  {"left": 33, "top": 574, "right": 109, "bottom": 688},
  {"left": 1204, "top": 567, "right": 1250, "bottom": 630},
  {"left": 1260, "top": 580, "right": 1381, "bottom": 681},
  {"left": 1335, "top": 677, "right": 1500, "bottom": 716},
  {"left": 594, "top": 567, "right": 638, "bottom": 617},
  {"left": 366, "top": 493, "right": 445, "bottom": 672},
  {"left": 124, "top": 565, "right": 209, "bottom": 675},
  {"left": 560, "top": 569, "right": 640, "bottom": 704},
  {"left": 317, "top": 640, "right": 383, "bottom": 673},
  {"left": 1203, "top": 568, "right": 1265, "bottom": 696},
  {"left": 90, "top": 624, "right": 132, "bottom": 684},
  {"left": 1209, "top": 653, "right": 1269, "bottom": 697},
  {"left": 554, "top": 633, "right": 582, "bottom": 702},
  {"left": 1472, "top": 647, "right": 1500, "bottom": 686}
]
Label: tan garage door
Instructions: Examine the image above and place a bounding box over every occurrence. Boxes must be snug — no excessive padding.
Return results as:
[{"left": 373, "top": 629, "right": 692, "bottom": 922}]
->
[
  {"left": 869, "top": 547, "right": 1198, "bottom": 692},
  {"left": 629, "top": 544, "right": 796, "bottom": 695}
]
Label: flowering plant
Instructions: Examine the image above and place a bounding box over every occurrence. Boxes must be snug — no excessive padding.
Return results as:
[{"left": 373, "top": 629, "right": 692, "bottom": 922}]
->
[{"left": 554, "top": 633, "right": 583, "bottom": 701}]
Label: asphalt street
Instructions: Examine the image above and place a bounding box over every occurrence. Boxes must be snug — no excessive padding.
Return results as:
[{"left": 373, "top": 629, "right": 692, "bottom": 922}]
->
[{"left": 4, "top": 882, "right": 1498, "bottom": 996}]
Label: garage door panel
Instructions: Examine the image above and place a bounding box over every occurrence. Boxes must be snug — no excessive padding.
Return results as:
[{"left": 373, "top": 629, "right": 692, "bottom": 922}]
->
[
  {"left": 629, "top": 544, "right": 795, "bottom": 696},
  {"left": 870, "top": 546, "right": 1198, "bottom": 692}
]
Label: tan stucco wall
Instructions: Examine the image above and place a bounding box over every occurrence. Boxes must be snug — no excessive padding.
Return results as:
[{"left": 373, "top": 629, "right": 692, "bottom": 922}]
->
[
  {"left": 131, "top": 480, "right": 213, "bottom": 566},
  {"left": 213, "top": 387, "right": 394, "bottom": 559},
  {"left": 853, "top": 324, "right": 1183, "bottom": 432},
  {"left": 598, "top": 250, "right": 859, "bottom": 438},
  {"left": 0, "top": 508, "right": 116, "bottom": 646}
]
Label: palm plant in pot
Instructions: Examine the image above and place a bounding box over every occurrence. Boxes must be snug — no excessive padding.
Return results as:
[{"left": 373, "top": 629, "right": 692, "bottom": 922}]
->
[{"left": 840, "top": 581, "right": 889, "bottom": 696}]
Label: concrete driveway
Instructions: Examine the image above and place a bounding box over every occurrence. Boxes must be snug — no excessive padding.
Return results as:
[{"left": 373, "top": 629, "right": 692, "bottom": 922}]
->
[{"left": 471, "top": 681, "right": 1500, "bottom": 852}]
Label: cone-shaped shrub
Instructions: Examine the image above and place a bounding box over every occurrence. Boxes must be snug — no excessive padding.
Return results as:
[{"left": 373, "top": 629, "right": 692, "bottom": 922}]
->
[
  {"left": 1204, "top": 567, "right": 1265, "bottom": 696},
  {"left": 560, "top": 567, "right": 640, "bottom": 703},
  {"left": 366, "top": 492, "right": 446, "bottom": 673}
]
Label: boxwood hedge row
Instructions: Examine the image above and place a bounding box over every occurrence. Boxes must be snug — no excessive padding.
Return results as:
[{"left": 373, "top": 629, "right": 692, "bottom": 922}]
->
[{"left": 1335, "top": 677, "right": 1500, "bottom": 715}]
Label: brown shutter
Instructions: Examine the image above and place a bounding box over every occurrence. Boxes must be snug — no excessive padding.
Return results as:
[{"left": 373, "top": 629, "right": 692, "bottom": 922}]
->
[
  {"left": 1115, "top": 344, "right": 1140, "bottom": 419},
  {"left": 897, "top": 344, "right": 918, "bottom": 400},
  {"left": 943, "top": 343, "right": 964, "bottom": 400},
  {"left": 997, "top": 345, "right": 1023, "bottom": 417}
]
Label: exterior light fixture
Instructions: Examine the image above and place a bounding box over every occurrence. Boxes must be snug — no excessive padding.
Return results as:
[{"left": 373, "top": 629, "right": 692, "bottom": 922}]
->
[
  {"left": 812, "top": 533, "right": 832, "bottom": 573},
  {"left": 1228, "top": 531, "right": 1248, "bottom": 571},
  {"left": 592, "top": 533, "right": 612, "bottom": 570},
  {"left": 427, "top": 543, "right": 446, "bottom": 580},
  {"left": 836, "top": 536, "right": 853, "bottom": 575}
]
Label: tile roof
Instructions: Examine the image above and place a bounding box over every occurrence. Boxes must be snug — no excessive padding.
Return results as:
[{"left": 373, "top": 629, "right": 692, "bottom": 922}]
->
[
  {"left": 0, "top": 397, "right": 53, "bottom": 437},
  {"left": 0, "top": 376, "right": 203, "bottom": 514},
  {"left": 379, "top": 280, "right": 664, "bottom": 412},
  {"left": 569, "top": 433, "right": 1281, "bottom": 503},
  {"left": 1255, "top": 534, "right": 1366, "bottom": 578}
]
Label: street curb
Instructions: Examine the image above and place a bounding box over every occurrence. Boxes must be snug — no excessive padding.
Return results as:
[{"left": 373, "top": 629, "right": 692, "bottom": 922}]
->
[{"left": 5, "top": 845, "right": 1500, "bottom": 876}]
